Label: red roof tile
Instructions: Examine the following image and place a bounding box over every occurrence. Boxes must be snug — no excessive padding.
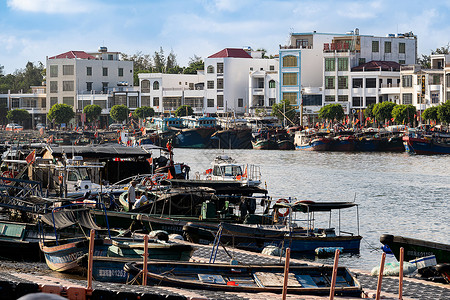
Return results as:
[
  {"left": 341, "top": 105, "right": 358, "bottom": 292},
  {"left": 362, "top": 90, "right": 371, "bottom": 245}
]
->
[
  {"left": 351, "top": 61, "right": 400, "bottom": 71},
  {"left": 208, "top": 48, "right": 252, "bottom": 59},
  {"left": 48, "top": 51, "right": 97, "bottom": 60}
]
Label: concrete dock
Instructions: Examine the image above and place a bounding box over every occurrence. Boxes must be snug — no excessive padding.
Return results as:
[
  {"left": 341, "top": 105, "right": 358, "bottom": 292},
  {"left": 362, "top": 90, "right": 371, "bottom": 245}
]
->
[{"left": 0, "top": 240, "right": 449, "bottom": 299}]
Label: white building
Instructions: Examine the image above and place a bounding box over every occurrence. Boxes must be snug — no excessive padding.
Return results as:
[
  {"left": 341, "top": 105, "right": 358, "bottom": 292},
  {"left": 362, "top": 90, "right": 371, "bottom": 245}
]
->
[{"left": 46, "top": 47, "right": 134, "bottom": 127}]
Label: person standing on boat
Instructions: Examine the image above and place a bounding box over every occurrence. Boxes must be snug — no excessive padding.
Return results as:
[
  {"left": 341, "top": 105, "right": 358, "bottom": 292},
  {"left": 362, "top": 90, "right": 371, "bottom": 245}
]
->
[{"left": 128, "top": 180, "right": 137, "bottom": 211}]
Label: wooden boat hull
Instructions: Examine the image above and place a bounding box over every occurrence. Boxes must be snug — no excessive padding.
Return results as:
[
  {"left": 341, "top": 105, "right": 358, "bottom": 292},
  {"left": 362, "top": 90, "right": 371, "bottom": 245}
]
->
[
  {"left": 124, "top": 261, "right": 362, "bottom": 296},
  {"left": 251, "top": 139, "right": 278, "bottom": 150},
  {"left": 277, "top": 139, "right": 295, "bottom": 150},
  {"left": 380, "top": 234, "right": 450, "bottom": 263}
]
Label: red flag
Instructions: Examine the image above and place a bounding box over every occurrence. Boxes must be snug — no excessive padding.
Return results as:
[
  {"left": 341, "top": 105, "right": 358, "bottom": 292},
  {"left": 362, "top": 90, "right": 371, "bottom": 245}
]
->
[
  {"left": 147, "top": 157, "right": 153, "bottom": 166},
  {"left": 167, "top": 169, "right": 173, "bottom": 179},
  {"left": 26, "top": 150, "right": 36, "bottom": 164}
]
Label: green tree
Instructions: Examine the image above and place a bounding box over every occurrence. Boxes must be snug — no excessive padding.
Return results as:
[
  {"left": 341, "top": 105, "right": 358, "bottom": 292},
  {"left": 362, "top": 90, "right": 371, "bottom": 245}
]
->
[
  {"left": 419, "top": 44, "right": 450, "bottom": 69},
  {"left": 121, "top": 51, "right": 153, "bottom": 86},
  {"left": 83, "top": 104, "right": 102, "bottom": 125},
  {"left": 437, "top": 100, "right": 450, "bottom": 124},
  {"left": 134, "top": 106, "right": 155, "bottom": 120},
  {"left": 372, "top": 102, "right": 397, "bottom": 124},
  {"left": 174, "top": 105, "right": 193, "bottom": 117},
  {"left": 364, "top": 103, "right": 375, "bottom": 119},
  {"left": 6, "top": 109, "right": 30, "bottom": 125},
  {"left": 0, "top": 61, "right": 44, "bottom": 93},
  {"left": 271, "top": 99, "right": 297, "bottom": 126},
  {"left": 183, "top": 55, "right": 204, "bottom": 74},
  {"left": 422, "top": 106, "right": 439, "bottom": 122},
  {"left": 110, "top": 105, "right": 129, "bottom": 123},
  {"left": 392, "top": 104, "right": 416, "bottom": 124},
  {"left": 318, "top": 104, "right": 344, "bottom": 122},
  {"left": 47, "top": 103, "right": 75, "bottom": 125},
  {"left": 153, "top": 47, "right": 166, "bottom": 73}
]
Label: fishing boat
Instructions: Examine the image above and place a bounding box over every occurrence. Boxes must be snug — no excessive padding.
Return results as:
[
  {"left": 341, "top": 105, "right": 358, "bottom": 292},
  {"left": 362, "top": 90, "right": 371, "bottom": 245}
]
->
[
  {"left": 402, "top": 128, "right": 450, "bottom": 155},
  {"left": 183, "top": 201, "right": 362, "bottom": 254},
  {"left": 123, "top": 261, "right": 362, "bottom": 296},
  {"left": 329, "top": 131, "right": 356, "bottom": 152},
  {"left": 294, "top": 129, "right": 332, "bottom": 151},
  {"left": 380, "top": 234, "right": 450, "bottom": 263}
]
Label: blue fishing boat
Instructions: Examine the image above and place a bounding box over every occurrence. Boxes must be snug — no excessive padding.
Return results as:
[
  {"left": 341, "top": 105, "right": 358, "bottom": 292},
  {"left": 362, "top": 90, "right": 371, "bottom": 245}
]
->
[
  {"left": 124, "top": 261, "right": 362, "bottom": 296},
  {"left": 403, "top": 128, "right": 450, "bottom": 155},
  {"left": 294, "top": 129, "right": 332, "bottom": 151}
]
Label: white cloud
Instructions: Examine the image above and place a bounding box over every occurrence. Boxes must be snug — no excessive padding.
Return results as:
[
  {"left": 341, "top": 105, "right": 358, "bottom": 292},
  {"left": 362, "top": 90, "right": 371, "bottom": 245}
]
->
[{"left": 7, "top": 0, "right": 97, "bottom": 14}]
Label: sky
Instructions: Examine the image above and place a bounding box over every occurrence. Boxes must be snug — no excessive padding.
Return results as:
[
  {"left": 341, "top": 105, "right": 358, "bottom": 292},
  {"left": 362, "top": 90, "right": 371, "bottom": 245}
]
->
[{"left": 1, "top": 0, "right": 450, "bottom": 74}]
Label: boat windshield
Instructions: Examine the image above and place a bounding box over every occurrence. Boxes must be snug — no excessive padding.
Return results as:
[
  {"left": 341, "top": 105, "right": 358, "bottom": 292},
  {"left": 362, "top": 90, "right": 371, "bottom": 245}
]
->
[
  {"left": 214, "top": 165, "right": 242, "bottom": 177},
  {"left": 67, "top": 168, "right": 90, "bottom": 182}
]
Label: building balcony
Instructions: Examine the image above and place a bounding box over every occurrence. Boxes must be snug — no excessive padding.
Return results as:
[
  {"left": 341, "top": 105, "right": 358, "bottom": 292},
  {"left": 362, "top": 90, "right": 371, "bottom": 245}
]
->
[
  {"left": 379, "top": 87, "right": 400, "bottom": 95},
  {"left": 252, "top": 88, "right": 265, "bottom": 95}
]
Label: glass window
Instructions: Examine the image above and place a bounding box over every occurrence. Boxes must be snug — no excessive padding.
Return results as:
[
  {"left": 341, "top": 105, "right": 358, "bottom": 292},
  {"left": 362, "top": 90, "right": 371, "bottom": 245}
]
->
[
  {"left": 338, "top": 76, "right": 348, "bottom": 89},
  {"left": 217, "top": 78, "right": 223, "bottom": 89},
  {"left": 399, "top": 60, "right": 405, "bottom": 65},
  {"left": 50, "top": 97, "right": 58, "bottom": 107},
  {"left": 217, "top": 63, "right": 224, "bottom": 73},
  {"left": 153, "top": 97, "right": 159, "bottom": 106},
  {"left": 283, "top": 73, "right": 297, "bottom": 86},
  {"left": 269, "top": 80, "right": 276, "bottom": 88},
  {"left": 129, "top": 96, "right": 138, "bottom": 108},
  {"left": 207, "top": 81, "right": 214, "bottom": 89},
  {"left": 282, "top": 55, "right": 297, "bottom": 67},
  {"left": 399, "top": 42, "right": 405, "bottom": 54},
  {"left": 63, "top": 81, "right": 74, "bottom": 91},
  {"left": 338, "top": 95, "right": 348, "bottom": 102},
  {"left": 153, "top": 81, "right": 159, "bottom": 90},
  {"left": 238, "top": 98, "right": 243, "bottom": 107},
  {"left": 93, "top": 100, "right": 106, "bottom": 109},
  {"left": 207, "top": 99, "right": 214, "bottom": 107},
  {"left": 402, "top": 75, "right": 412, "bottom": 87},
  {"left": 50, "top": 65, "right": 58, "bottom": 77},
  {"left": 433, "top": 75, "right": 441, "bottom": 85},
  {"left": 86, "top": 82, "right": 92, "bottom": 91},
  {"left": 86, "top": 67, "right": 92, "bottom": 76},
  {"left": 269, "top": 65, "right": 274, "bottom": 71},
  {"left": 63, "top": 65, "right": 74, "bottom": 75},
  {"left": 352, "top": 97, "right": 362, "bottom": 106},
  {"left": 402, "top": 93, "right": 412, "bottom": 104},
  {"left": 302, "top": 95, "right": 322, "bottom": 106},
  {"left": 141, "top": 80, "right": 150, "bottom": 93},
  {"left": 217, "top": 95, "right": 224, "bottom": 107},
  {"left": 207, "top": 65, "right": 215, "bottom": 73},
  {"left": 372, "top": 41, "right": 379, "bottom": 52},
  {"left": 385, "top": 41, "right": 391, "bottom": 53},
  {"left": 325, "top": 95, "right": 335, "bottom": 102},
  {"left": 296, "top": 39, "right": 309, "bottom": 48},
  {"left": 63, "top": 96, "right": 74, "bottom": 106},
  {"left": 325, "top": 58, "right": 335, "bottom": 71},
  {"left": 102, "top": 67, "right": 108, "bottom": 76},
  {"left": 366, "top": 97, "right": 376, "bottom": 105},
  {"left": 431, "top": 92, "right": 439, "bottom": 104},
  {"left": 325, "top": 76, "right": 335, "bottom": 89},
  {"left": 102, "top": 82, "right": 108, "bottom": 93},
  {"left": 338, "top": 58, "right": 348, "bottom": 71},
  {"left": 366, "top": 78, "right": 377, "bottom": 88},
  {"left": 50, "top": 81, "right": 58, "bottom": 93},
  {"left": 282, "top": 92, "right": 297, "bottom": 105},
  {"left": 353, "top": 78, "right": 363, "bottom": 88},
  {"left": 118, "top": 68, "right": 123, "bottom": 77},
  {"left": 269, "top": 98, "right": 275, "bottom": 106},
  {"left": 358, "top": 58, "right": 366, "bottom": 65}
]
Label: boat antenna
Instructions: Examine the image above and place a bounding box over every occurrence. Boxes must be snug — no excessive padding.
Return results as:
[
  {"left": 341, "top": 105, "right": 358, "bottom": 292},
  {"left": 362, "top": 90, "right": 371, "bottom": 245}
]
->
[{"left": 353, "top": 192, "right": 356, "bottom": 202}]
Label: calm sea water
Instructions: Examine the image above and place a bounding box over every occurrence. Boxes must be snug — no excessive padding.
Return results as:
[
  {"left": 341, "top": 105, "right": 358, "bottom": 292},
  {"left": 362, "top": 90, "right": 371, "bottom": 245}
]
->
[{"left": 173, "top": 148, "right": 450, "bottom": 271}]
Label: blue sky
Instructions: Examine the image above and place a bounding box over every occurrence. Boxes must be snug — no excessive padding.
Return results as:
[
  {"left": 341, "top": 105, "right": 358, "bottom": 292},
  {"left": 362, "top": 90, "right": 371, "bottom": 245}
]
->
[{"left": 1, "top": 0, "right": 450, "bottom": 74}]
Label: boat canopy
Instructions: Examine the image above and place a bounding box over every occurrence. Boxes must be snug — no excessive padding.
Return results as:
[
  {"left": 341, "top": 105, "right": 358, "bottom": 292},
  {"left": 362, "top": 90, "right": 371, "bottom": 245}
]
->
[
  {"left": 273, "top": 201, "right": 357, "bottom": 213},
  {"left": 41, "top": 208, "right": 102, "bottom": 230}
]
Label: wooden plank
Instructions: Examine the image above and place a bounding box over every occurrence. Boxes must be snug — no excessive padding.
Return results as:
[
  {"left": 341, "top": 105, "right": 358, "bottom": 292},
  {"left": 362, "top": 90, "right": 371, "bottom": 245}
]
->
[{"left": 253, "top": 272, "right": 302, "bottom": 287}]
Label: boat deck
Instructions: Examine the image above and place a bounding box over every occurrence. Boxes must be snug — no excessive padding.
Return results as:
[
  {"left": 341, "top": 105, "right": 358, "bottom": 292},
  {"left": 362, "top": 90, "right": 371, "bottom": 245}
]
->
[{"left": 0, "top": 239, "right": 449, "bottom": 299}]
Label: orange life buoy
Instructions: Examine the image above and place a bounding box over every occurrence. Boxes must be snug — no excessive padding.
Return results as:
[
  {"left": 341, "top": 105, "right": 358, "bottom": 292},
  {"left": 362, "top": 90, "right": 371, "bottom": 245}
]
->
[{"left": 276, "top": 198, "right": 290, "bottom": 217}]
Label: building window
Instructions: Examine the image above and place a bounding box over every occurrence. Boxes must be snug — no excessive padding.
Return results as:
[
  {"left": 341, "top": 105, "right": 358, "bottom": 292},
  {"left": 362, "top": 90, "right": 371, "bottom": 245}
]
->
[
  {"left": 402, "top": 75, "right": 412, "bottom": 87},
  {"left": 269, "top": 80, "right": 276, "bottom": 88},
  {"left": 399, "top": 42, "right": 405, "bottom": 54},
  {"left": 207, "top": 81, "right": 214, "bottom": 89},
  {"left": 207, "top": 99, "right": 214, "bottom": 107},
  {"left": 352, "top": 78, "right": 363, "bottom": 88},
  {"left": 141, "top": 80, "right": 150, "bottom": 93},
  {"left": 431, "top": 93, "right": 439, "bottom": 104},
  {"left": 153, "top": 81, "right": 159, "bottom": 90},
  {"left": 118, "top": 68, "right": 123, "bottom": 77},
  {"left": 399, "top": 60, "right": 405, "bottom": 65},
  {"left": 447, "top": 91, "right": 450, "bottom": 101},
  {"left": 270, "top": 65, "right": 275, "bottom": 71},
  {"left": 302, "top": 95, "right": 322, "bottom": 106},
  {"left": 189, "top": 83, "right": 194, "bottom": 90},
  {"left": 50, "top": 97, "right": 58, "bottom": 107},
  {"left": 129, "top": 96, "right": 138, "bottom": 108},
  {"left": 63, "top": 65, "right": 74, "bottom": 75},
  {"left": 93, "top": 100, "right": 106, "bottom": 109},
  {"left": 282, "top": 55, "right": 297, "bottom": 67},
  {"left": 141, "top": 96, "right": 150, "bottom": 106},
  {"left": 86, "top": 67, "right": 92, "bottom": 76},
  {"left": 63, "top": 81, "right": 74, "bottom": 91},
  {"left": 372, "top": 41, "right": 379, "bottom": 53},
  {"left": 238, "top": 98, "right": 243, "bottom": 107},
  {"left": 50, "top": 65, "right": 58, "bottom": 77},
  {"left": 338, "top": 58, "right": 348, "bottom": 71},
  {"left": 63, "top": 97, "right": 74, "bottom": 106},
  {"left": 338, "top": 76, "right": 348, "bottom": 89},
  {"left": 269, "top": 98, "right": 275, "bottom": 106},
  {"left": 325, "top": 95, "right": 335, "bottom": 102},
  {"left": 385, "top": 41, "right": 391, "bottom": 53},
  {"left": 282, "top": 92, "right": 297, "bottom": 105},
  {"left": 102, "top": 67, "right": 108, "bottom": 76},
  {"left": 358, "top": 58, "right": 366, "bottom": 65},
  {"left": 366, "top": 78, "right": 377, "bottom": 88},
  {"left": 86, "top": 82, "right": 92, "bottom": 91},
  {"left": 325, "top": 76, "right": 335, "bottom": 89},
  {"left": 41, "top": 98, "right": 46, "bottom": 108},
  {"left": 217, "top": 95, "right": 224, "bottom": 107},
  {"left": 217, "top": 78, "right": 223, "bottom": 89},
  {"left": 446, "top": 74, "right": 450, "bottom": 86},
  {"left": 338, "top": 95, "right": 348, "bottom": 102},
  {"left": 325, "top": 58, "right": 335, "bottom": 71},
  {"left": 283, "top": 73, "right": 297, "bottom": 86},
  {"left": 153, "top": 97, "right": 159, "bottom": 106},
  {"left": 250, "top": 67, "right": 253, "bottom": 71},
  {"left": 11, "top": 98, "right": 19, "bottom": 108},
  {"left": 108, "top": 54, "right": 113, "bottom": 60},
  {"left": 366, "top": 97, "right": 376, "bottom": 106},
  {"left": 217, "top": 63, "right": 224, "bottom": 73},
  {"left": 402, "top": 93, "right": 412, "bottom": 104},
  {"left": 433, "top": 75, "right": 440, "bottom": 84},
  {"left": 352, "top": 97, "right": 362, "bottom": 106},
  {"left": 296, "top": 39, "right": 309, "bottom": 48},
  {"left": 102, "top": 82, "right": 108, "bottom": 93},
  {"left": 207, "top": 65, "right": 215, "bottom": 73},
  {"left": 50, "top": 81, "right": 58, "bottom": 93}
]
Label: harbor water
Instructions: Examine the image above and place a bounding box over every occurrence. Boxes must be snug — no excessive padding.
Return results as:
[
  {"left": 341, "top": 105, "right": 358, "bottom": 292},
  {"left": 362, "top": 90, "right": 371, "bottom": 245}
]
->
[{"left": 174, "top": 148, "right": 450, "bottom": 271}]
